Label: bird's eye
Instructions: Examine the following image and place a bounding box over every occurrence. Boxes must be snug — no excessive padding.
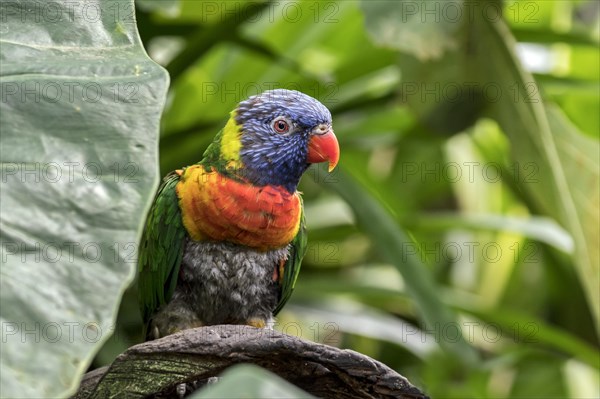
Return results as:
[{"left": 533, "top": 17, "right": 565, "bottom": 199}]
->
[{"left": 272, "top": 117, "right": 290, "bottom": 134}]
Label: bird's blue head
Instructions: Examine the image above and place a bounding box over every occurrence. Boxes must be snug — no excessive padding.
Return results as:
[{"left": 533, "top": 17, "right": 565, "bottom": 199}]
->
[{"left": 210, "top": 89, "right": 339, "bottom": 193}]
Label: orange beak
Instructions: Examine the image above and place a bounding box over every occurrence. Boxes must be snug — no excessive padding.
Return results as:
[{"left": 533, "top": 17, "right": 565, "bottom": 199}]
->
[{"left": 306, "top": 129, "right": 340, "bottom": 172}]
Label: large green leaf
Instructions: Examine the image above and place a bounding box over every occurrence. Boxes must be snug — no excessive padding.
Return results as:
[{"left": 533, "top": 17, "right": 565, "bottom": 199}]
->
[{"left": 0, "top": 1, "right": 168, "bottom": 397}]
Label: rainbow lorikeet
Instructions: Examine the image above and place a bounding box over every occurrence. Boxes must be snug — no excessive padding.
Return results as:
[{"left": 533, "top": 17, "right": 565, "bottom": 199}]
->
[{"left": 138, "top": 89, "right": 339, "bottom": 339}]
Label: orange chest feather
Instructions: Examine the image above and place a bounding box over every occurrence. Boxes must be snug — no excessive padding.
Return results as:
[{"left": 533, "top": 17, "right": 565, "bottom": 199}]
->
[{"left": 176, "top": 165, "right": 301, "bottom": 251}]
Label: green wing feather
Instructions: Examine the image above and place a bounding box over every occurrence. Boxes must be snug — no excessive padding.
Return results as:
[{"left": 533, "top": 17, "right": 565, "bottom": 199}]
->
[
  {"left": 137, "top": 172, "right": 186, "bottom": 326},
  {"left": 273, "top": 198, "right": 308, "bottom": 315}
]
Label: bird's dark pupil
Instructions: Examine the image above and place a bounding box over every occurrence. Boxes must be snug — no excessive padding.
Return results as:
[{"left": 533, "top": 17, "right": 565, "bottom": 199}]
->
[{"left": 277, "top": 121, "right": 286, "bottom": 130}]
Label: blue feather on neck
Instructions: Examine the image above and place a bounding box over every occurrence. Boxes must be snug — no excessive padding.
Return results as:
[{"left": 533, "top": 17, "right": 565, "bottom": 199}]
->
[{"left": 239, "top": 131, "right": 309, "bottom": 192}]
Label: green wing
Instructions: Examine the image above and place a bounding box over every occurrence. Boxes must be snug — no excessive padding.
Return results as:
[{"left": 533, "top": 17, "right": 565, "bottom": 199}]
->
[
  {"left": 273, "top": 199, "right": 308, "bottom": 315},
  {"left": 137, "top": 171, "right": 186, "bottom": 326}
]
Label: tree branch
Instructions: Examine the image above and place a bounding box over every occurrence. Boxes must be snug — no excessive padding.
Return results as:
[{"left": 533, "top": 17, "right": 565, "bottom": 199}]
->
[{"left": 74, "top": 325, "right": 428, "bottom": 399}]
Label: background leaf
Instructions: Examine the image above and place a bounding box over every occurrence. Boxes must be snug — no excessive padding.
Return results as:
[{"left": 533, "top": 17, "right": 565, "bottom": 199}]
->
[
  {"left": 471, "top": 7, "right": 600, "bottom": 331},
  {"left": 361, "top": 0, "right": 463, "bottom": 60}
]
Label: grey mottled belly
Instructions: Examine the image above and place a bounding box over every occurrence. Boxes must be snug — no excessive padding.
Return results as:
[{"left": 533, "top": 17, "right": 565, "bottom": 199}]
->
[{"left": 165, "top": 239, "right": 289, "bottom": 328}]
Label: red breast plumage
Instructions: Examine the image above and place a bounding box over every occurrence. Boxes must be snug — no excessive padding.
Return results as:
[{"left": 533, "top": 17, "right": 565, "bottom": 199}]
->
[{"left": 176, "top": 165, "right": 301, "bottom": 251}]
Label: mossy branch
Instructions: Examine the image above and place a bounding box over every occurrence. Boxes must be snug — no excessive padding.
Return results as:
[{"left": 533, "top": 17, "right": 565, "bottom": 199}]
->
[{"left": 73, "top": 325, "right": 428, "bottom": 399}]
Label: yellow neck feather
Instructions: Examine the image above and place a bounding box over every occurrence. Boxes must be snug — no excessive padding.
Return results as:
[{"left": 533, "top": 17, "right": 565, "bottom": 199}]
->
[{"left": 220, "top": 112, "right": 242, "bottom": 163}]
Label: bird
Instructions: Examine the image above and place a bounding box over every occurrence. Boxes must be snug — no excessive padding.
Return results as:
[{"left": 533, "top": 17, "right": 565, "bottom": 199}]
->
[{"left": 137, "top": 89, "right": 339, "bottom": 340}]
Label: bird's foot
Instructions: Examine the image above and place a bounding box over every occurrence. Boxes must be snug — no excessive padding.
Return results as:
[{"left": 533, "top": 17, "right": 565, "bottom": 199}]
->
[{"left": 247, "top": 318, "right": 266, "bottom": 328}]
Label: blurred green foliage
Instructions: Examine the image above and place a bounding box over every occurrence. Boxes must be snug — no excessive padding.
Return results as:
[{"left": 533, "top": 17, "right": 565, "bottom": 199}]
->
[{"left": 98, "top": 1, "right": 599, "bottom": 397}]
